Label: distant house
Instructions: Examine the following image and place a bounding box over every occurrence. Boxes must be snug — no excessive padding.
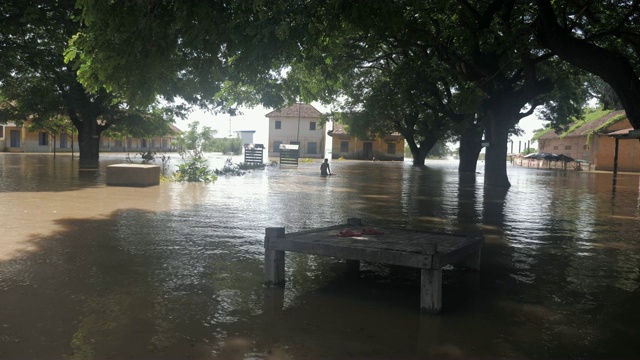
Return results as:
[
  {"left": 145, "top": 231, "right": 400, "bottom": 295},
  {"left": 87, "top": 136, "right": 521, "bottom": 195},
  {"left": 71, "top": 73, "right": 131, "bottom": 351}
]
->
[
  {"left": 265, "top": 103, "right": 326, "bottom": 158},
  {"left": 536, "top": 110, "right": 640, "bottom": 172},
  {"left": 1, "top": 122, "right": 52, "bottom": 152},
  {"left": 99, "top": 124, "right": 182, "bottom": 152},
  {"left": 1, "top": 122, "right": 76, "bottom": 153},
  {"left": 328, "top": 122, "right": 404, "bottom": 161},
  {"left": 1, "top": 122, "right": 181, "bottom": 153}
]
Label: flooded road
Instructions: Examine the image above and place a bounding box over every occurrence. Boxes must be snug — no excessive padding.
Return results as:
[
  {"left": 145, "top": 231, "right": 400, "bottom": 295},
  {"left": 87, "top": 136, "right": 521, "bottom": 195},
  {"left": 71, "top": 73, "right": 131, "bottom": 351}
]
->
[{"left": 1, "top": 153, "right": 639, "bottom": 359}]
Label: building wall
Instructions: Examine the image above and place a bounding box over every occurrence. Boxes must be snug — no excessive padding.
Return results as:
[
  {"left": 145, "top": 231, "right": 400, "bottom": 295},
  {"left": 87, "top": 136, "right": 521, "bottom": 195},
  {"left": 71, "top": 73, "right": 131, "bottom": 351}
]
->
[
  {"left": 331, "top": 136, "right": 403, "bottom": 160},
  {"left": 1, "top": 124, "right": 177, "bottom": 153},
  {"left": 593, "top": 135, "right": 640, "bottom": 172},
  {"left": 22, "top": 130, "right": 50, "bottom": 152},
  {"left": 268, "top": 116, "right": 325, "bottom": 158},
  {"left": 537, "top": 119, "right": 640, "bottom": 172},
  {"left": 2, "top": 125, "right": 28, "bottom": 152},
  {"left": 538, "top": 137, "right": 591, "bottom": 162},
  {"left": 100, "top": 136, "right": 178, "bottom": 152}
]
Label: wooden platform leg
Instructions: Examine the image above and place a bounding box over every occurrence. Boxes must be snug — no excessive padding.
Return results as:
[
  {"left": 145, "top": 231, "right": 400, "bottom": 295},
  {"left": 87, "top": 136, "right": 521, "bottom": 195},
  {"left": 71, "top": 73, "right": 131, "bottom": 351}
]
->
[
  {"left": 420, "top": 268, "right": 442, "bottom": 313},
  {"left": 263, "top": 287, "right": 285, "bottom": 314},
  {"left": 264, "top": 227, "right": 286, "bottom": 286}
]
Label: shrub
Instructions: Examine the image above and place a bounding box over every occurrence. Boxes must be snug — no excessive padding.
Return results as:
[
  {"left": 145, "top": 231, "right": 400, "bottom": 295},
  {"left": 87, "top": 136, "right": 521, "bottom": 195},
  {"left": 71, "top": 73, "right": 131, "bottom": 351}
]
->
[
  {"left": 214, "top": 157, "right": 245, "bottom": 176},
  {"left": 237, "top": 162, "right": 266, "bottom": 170},
  {"left": 173, "top": 121, "right": 217, "bottom": 182},
  {"left": 174, "top": 158, "right": 217, "bottom": 182}
]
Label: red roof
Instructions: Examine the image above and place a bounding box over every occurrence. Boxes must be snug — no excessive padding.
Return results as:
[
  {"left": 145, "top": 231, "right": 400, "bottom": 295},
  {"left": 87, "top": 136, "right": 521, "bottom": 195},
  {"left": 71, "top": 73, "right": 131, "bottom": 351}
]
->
[{"left": 265, "top": 103, "right": 322, "bottom": 118}]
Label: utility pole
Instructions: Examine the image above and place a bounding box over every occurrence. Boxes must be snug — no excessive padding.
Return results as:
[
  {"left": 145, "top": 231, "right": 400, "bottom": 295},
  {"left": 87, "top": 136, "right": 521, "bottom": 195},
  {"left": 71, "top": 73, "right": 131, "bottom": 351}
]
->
[{"left": 296, "top": 102, "right": 301, "bottom": 143}]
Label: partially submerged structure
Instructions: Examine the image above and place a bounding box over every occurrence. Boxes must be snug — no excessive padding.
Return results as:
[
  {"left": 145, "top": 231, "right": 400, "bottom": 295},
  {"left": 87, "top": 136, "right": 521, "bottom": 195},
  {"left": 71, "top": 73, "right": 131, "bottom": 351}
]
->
[
  {"left": 265, "top": 103, "right": 326, "bottom": 159},
  {"left": 327, "top": 122, "right": 404, "bottom": 161},
  {"left": 264, "top": 218, "right": 483, "bottom": 313},
  {"left": 1, "top": 122, "right": 181, "bottom": 153},
  {"left": 534, "top": 110, "right": 640, "bottom": 172}
]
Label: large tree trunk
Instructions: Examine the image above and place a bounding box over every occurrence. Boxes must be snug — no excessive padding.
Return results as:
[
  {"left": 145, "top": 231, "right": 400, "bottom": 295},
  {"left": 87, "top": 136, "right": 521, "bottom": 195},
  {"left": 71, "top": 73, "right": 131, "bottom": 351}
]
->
[
  {"left": 412, "top": 149, "right": 427, "bottom": 166},
  {"left": 77, "top": 118, "right": 101, "bottom": 167},
  {"left": 407, "top": 137, "right": 438, "bottom": 166},
  {"left": 458, "top": 125, "right": 483, "bottom": 173},
  {"left": 483, "top": 114, "right": 511, "bottom": 188},
  {"left": 64, "top": 80, "right": 106, "bottom": 166},
  {"left": 535, "top": 0, "right": 640, "bottom": 129}
]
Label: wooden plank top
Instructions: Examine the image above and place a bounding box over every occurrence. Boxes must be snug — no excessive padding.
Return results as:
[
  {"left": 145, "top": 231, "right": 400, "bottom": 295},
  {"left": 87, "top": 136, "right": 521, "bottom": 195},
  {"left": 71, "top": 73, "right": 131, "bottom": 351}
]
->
[{"left": 265, "top": 224, "right": 483, "bottom": 269}]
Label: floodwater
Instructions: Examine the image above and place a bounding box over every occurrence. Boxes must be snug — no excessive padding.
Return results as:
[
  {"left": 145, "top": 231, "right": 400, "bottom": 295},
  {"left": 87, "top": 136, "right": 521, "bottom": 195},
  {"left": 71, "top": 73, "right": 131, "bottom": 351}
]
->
[{"left": 1, "top": 153, "right": 639, "bottom": 359}]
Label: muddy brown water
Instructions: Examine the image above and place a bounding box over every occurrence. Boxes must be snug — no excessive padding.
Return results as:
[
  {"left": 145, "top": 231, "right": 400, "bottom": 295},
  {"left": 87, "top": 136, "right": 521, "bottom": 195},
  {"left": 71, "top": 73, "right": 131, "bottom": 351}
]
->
[{"left": 1, "top": 153, "right": 639, "bottom": 359}]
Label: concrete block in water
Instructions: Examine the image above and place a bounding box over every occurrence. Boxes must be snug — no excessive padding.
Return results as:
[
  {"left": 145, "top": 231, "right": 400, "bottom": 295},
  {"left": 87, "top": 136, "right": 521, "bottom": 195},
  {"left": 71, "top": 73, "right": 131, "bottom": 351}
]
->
[{"left": 106, "top": 164, "right": 160, "bottom": 187}]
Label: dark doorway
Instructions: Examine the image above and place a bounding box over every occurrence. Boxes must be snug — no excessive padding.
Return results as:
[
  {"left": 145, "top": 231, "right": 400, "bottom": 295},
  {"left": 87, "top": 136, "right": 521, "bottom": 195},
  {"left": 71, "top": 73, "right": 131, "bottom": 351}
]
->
[{"left": 363, "top": 142, "right": 373, "bottom": 159}]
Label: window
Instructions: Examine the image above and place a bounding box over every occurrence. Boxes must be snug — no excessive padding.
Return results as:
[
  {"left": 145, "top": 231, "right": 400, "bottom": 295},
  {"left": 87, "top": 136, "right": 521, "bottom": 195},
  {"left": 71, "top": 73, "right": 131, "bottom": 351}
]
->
[
  {"left": 273, "top": 141, "right": 282, "bottom": 152},
  {"left": 307, "top": 142, "right": 317, "bottom": 154},
  {"left": 340, "top": 141, "right": 349, "bottom": 153},
  {"left": 0, "top": 126, "right": 4, "bottom": 138},
  {"left": 387, "top": 142, "right": 396, "bottom": 154},
  {"left": 141, "top": 139, "right": 147, "bottom": 148},
  {"left": 39, "top": 132, "right": 49, "bottom": 146},
  {"left": 553, "top": 145, "right": 558, "bottom": 150},
  {"left": 565, "top": 145, "right": 571, "bottom": 150},
  {"left": 60, "top": 133, "right": 67, "bottom": 148},
  {"left": 275, "top": 120, "right": 281, "bottom": 129},
  {"left": 309, "top": 121, "right": 316, "bottom": 130},
  {"left": 127, "top": 138, "right": 133, "bottom": 149}
]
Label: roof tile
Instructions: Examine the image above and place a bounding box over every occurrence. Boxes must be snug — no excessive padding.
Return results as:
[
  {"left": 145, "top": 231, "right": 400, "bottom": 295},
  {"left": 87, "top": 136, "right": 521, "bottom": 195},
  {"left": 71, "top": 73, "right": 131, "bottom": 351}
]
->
[{"left": 265, "top": 103, "right": 322, "bottom": 118}]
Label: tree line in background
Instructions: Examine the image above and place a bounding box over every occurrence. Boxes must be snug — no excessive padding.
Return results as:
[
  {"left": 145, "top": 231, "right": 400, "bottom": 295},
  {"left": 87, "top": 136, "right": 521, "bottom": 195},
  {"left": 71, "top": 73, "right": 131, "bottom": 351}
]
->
[{"left": 2, "top": 1, "right": 639, "bottom": 187}]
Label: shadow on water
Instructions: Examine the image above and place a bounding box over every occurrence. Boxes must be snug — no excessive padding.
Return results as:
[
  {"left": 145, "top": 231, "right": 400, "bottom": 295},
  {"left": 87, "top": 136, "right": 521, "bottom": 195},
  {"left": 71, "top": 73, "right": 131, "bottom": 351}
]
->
[
  {"left": 1, "top": 155, "right": 640, "bottom": 358},
  {"left": 0, "top": 208, "right": 257, "bottom": 358}
]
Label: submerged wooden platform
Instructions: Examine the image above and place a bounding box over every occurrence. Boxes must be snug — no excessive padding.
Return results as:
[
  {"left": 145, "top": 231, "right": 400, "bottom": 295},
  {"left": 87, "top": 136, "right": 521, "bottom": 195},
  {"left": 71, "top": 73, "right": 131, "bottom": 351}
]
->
[{"left": 264, "top": 218, "right": 483, "bottom": 313}]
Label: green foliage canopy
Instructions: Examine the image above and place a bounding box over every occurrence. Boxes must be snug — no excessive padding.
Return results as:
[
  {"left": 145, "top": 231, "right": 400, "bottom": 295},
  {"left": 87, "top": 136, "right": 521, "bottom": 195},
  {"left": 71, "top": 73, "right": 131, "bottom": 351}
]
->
[
  {"left": 534, "top": 0, "right": 640, "bottom": 129},
  {"left": 0, "top": 0, "right": 177, "bottom": 161}
]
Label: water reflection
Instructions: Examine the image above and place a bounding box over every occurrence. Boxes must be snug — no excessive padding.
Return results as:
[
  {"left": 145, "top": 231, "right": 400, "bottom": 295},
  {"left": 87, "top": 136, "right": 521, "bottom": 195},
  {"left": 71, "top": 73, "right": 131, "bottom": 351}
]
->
[{"left": 1, "top": 154, "right": 639, "bottom": 358}]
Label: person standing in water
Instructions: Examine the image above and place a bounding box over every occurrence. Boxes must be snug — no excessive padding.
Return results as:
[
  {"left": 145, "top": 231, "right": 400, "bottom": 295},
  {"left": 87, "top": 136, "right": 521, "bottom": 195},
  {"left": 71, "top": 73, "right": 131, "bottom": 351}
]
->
[{"left": 320, "top": 158, "right": 332, "bottom": 176}]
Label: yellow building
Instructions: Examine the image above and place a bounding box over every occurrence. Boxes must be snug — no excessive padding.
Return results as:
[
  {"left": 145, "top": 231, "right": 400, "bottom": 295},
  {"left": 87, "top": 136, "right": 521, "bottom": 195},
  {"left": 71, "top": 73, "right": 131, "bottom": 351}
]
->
[
  {"left": 0, "top": 123, "right": 181, "bottom": 153},
  {"left": 0, "top": 122, "right": 65, "bottom": 153},
  {"left": 328, "top": 123, "right": 404, "bottom": 161},
  {"left": 99, "top": 124, "right": 182, "bottom": 152}
]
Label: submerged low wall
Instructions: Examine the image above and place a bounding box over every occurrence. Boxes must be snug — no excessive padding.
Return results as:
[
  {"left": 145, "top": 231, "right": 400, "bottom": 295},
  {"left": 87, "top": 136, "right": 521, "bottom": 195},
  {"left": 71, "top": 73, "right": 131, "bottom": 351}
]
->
[{"left": 106, "top": 164, "right": 160, "bottom": 187}]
